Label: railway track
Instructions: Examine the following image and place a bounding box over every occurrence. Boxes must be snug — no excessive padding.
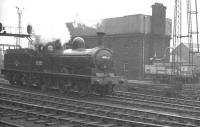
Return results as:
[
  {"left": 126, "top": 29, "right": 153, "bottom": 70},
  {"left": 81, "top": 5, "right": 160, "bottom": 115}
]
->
[
  {"left": 0, "top": 86, "right": 168, "bottom": 127},
  {"left": 0, "top": 120, "right": 24, "bottom": 127},
  {"left": 103, "top": 93, "right": 200, "bottom": 117},
  {"left": 0, "top": 85, "right": 199, "bottom": 127},
  {"left": 115, "top": 91, "right": 200, "bottom": 107},
  {"left": 181, "top": 84, "right": 200, "bottom": 100},
  {"left": 1, "top": 81, "right": 200, "bottom": 108},
  {"left": 126, "top": 81, "right": 200, "bottom": 99}
]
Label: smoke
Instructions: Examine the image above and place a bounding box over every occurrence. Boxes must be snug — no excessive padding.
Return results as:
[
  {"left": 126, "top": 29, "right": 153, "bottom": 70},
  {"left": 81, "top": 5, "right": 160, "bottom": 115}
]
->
[
  {"left": 0, "top": 0, "right": 6, "bottom": 21},
  {"left": 23, "top": 0, "right": 71, "bottom": 47},
  {"left": 32, "top": 22, "right": 70, "bottom": 45},
  {"left": 73, "top": 15, "right": 103, "bottom": 30}
]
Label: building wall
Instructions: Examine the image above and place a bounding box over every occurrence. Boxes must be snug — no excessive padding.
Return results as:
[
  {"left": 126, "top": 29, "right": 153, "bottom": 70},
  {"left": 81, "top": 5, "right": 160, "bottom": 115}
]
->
[
  {"left": 82, "top": 33, "right": 170, "bottom": 80},
  {"left": 147, "top": 35, "right": 171, "bottom": 62},
  {"left": 67, "top": 3, "right": 171, "bottom": 80},
  {"left": 84, "top": 34, "right": 144, "bottom": 79},
  {"left": 172, "top": 43, "right": 200, "bottom": 67},
  {"left": 151, "top": 3, "right": 166, "bottom": 35},
  {"left": 147, "top": 3, "right": 171, "bottom": 63},
  {"left": 66, "top": 15, "right": 172, "bottom": 37}
]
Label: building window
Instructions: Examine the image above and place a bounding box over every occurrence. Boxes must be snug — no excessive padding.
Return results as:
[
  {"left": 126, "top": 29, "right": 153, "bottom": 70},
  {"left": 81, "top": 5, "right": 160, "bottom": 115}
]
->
[{"left": 123, "top": 63, "right": 128, "bottom": 72}]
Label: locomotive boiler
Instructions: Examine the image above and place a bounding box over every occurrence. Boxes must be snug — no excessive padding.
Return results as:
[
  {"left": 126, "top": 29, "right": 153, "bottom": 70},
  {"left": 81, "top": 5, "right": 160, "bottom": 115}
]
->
[{"left": 1, "top": 35, "right": 123, "bottom": 96}]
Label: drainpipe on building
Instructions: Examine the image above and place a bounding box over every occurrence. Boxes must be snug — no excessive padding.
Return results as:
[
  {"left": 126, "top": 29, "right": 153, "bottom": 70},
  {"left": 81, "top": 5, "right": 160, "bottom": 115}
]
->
[{"left": 142, "top": 16, "right": 146, "bottom": 80}]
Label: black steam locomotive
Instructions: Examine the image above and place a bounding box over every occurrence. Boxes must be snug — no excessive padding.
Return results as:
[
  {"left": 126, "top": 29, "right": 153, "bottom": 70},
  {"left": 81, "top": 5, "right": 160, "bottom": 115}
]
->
[{"left": 1, "top": 36, "right": 123, "bottom": 95}]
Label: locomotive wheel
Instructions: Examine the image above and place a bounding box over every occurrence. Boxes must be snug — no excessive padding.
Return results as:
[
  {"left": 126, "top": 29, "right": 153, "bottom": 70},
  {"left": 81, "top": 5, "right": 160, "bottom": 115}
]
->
[
  {"left": 7, "top": 73, "right": 14, "bottom": 85},
  {"left": 41, "top": 83, "right": 47, "bottom": 91},
  {"left": 41, "top": 78, "right": 50, "bottom": 91},
  {"left": 9, "top": 78, "right": 15, "bottom": 86},
  {"left": 31, "top": 75, "right": 42, "bottom": 88},
  {"left": 58, "top": 80, "right": 67, "bottom": 93},
  {"left": 109, "top": 84, "right": 115, "bottom": 94},
  {"left": 12, "top": 74, "right": 22, "bottom": 86},
  {"left": 21, "top": 74, "right": 30, "bottom": 86},
  {"left": 96, "top": 84, "right": 112, "bottom": 95},
  {"left": 79, "top": 85, "right": 89, "bottom": 96},
  {"left": 21, "top": 76, "right": 26, "bottom": 86},
  {"left": 79, "top": 81, "right": 91, "bottom": 96}
]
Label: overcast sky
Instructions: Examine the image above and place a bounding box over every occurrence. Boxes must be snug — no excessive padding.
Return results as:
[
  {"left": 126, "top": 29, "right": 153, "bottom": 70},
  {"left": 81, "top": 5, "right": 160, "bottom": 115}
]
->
[
  {"left": 0, "top": 0, "right": 199, "bottom": 46},
  {"left": 0, "top": 0, "right": 174, "bottom": 23}
]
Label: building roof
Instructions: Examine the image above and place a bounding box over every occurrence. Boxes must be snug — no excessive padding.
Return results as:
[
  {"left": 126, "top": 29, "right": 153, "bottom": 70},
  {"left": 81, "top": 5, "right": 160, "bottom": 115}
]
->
[
  {"left": 66, "top": 14, "right": 172, "bottom": 37},
  {"left": 172, "top": 43, "right": 200, "bottom": 66}
]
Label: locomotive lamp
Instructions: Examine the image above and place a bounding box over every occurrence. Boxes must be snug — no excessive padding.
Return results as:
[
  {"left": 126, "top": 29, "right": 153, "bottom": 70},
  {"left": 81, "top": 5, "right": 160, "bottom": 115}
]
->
[
  {"left": 0, "top": 22, "right": 6, "bottom": 34},
  {"left": 27, "top": 24, "right": 33, "bottom": 34},
  {"left": 0, "top": 22, "right": 2, "bottom": 32},
  {"left": 101, "top": 55, "right": 111, "bottom": 60}
]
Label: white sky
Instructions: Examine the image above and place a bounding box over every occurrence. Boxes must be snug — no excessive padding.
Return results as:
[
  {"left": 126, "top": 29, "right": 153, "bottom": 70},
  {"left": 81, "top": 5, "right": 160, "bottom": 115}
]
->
[{"left": 0, "top": 0, "right": 199, "bottom": 47}]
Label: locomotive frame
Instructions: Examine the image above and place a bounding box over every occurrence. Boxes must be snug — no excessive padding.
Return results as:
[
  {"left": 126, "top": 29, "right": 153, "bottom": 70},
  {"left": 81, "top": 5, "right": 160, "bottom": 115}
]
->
[{"left": 1, "top": 43, "right": 123, "bottom": 96}]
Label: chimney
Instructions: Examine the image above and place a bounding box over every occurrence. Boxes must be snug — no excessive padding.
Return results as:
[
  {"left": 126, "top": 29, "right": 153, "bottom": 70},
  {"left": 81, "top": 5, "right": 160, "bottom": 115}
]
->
[
  {"left": 151, "top": 3, "right": 166, "bottom": 35},
  {"left": 97, "top": 32, "right": 105, "bottom": 46}
]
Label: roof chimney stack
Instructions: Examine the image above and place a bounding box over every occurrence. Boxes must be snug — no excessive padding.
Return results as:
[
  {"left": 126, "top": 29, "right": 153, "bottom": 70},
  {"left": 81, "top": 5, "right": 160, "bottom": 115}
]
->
[{"left": 151, "top": 3, "right": 166, "bottom": 35}]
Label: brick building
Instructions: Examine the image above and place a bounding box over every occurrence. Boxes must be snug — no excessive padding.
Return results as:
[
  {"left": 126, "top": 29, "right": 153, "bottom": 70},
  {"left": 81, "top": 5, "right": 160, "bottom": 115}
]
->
[
  {"left": 172, "top": 43, "right": 200, "bottom": 67},
  {"left": 66, "top": 3, "right": 172, "bottom": 80}
]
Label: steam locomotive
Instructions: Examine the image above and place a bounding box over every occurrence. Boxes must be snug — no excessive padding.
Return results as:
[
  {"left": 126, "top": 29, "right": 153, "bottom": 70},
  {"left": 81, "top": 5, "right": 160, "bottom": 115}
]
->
[{"left": 1, "top": 36, "right": 123, "bottom": 96}]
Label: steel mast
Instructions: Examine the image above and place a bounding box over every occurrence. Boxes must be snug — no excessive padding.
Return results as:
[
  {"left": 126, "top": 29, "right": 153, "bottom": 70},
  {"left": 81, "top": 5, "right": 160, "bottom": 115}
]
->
[
  {"left": 186, "top": 0, "right": 199, "bottom": 67},
  {"left": 16, "top": 6, "right": 24, "bottom": 46}
]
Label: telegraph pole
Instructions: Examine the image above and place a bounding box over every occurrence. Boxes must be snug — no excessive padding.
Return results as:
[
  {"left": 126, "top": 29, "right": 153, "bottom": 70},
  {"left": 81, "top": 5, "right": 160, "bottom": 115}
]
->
[{"left": 16, "top": 6, "right": 23, "bottom": 46}]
